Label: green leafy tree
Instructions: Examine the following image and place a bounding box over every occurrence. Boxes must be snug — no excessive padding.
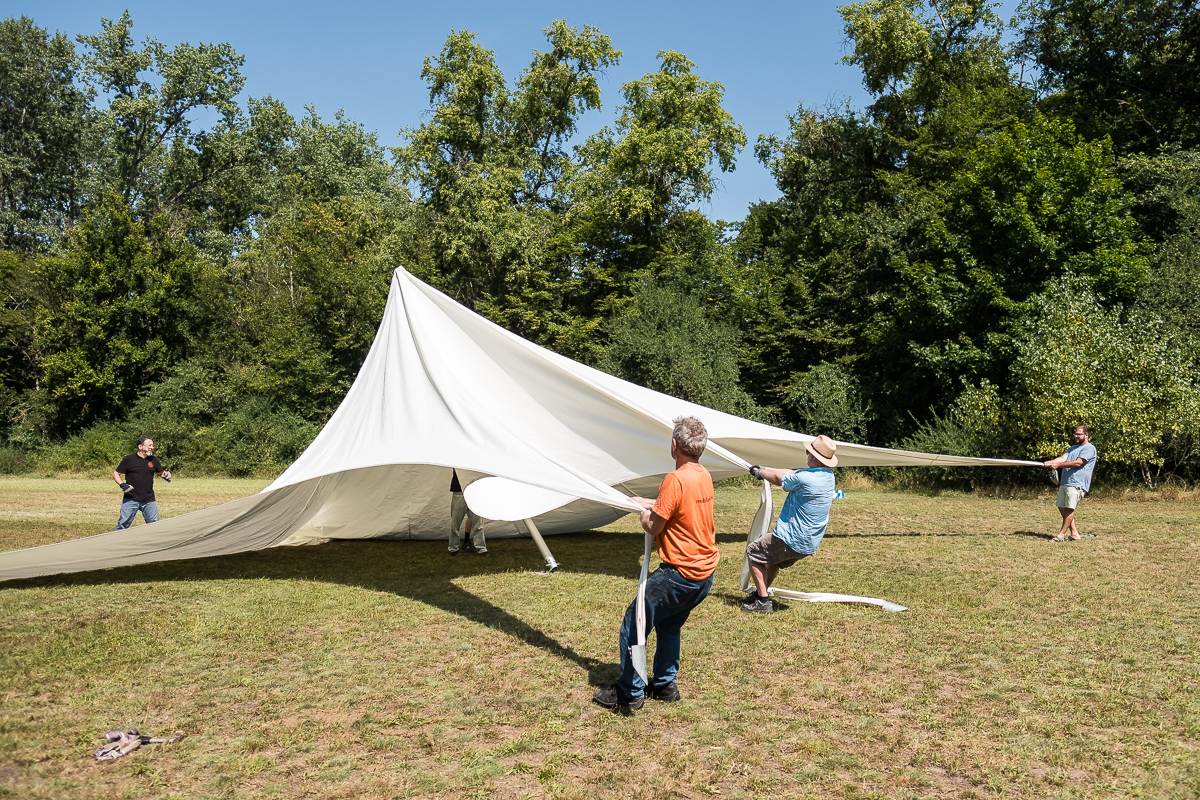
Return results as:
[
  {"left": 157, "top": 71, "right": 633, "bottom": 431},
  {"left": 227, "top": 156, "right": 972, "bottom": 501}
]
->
[
  {"left": 597, "top": 284, "right": 763, "bottom": 419},
  {"left": 840, "top": 0, "right": 1031, "bottom": 178},
  {"left": 77, "top": 11, "right": 292, "bottom": 241},
  {"left": 945, "top": 280, "right": 1200, "bottom": 484},
  {"left": 885, "top": 114, "right": 1151, "bottom": 403},
  {"left": 0, "top": 16, "right": 91, "bottom": 251},
  {"left": 571, "top": 51, "right": 747, "bottom": 308},
  {"left": 1122, "top": 148, "right": 1200, "bottom": 363},
  {"left": 30, "top": 196, "right": 227, "bottom": 434},
  {"left": 396, "top": 22, "right": 620, "bottom": 351},
  {"left": 280, "top": 108, "right": 401, "bottom": 207},
  {"left": 1017, "top": 0, "right": 1200, "bottom": 154},
  {"left": 778, "top": 362, "right": 873, "bottom": 441},
  {"left": 733, "top": 2, "right": 1153, "bottom": 443},
  {"left": 235, "top": 197, "right": 394, "bottom": 414},
  {"left": 0, "top": 250, "right": 37, "bottom": 437}
]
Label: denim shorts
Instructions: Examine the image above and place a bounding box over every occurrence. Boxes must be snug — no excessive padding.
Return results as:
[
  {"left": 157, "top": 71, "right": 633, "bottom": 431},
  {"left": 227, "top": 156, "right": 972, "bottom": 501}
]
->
[
  {"left": 1056, "top": 485, "right": 1086, "bottom": 510},
  {"left": 745, "top": 532, "right": 811, "bottom": 569}
]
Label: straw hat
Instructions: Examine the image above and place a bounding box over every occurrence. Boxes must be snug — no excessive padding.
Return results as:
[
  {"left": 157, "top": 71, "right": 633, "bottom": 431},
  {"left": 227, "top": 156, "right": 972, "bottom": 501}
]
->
[{"left": 804, "top": 435, "right": 839, "bottom": 468}]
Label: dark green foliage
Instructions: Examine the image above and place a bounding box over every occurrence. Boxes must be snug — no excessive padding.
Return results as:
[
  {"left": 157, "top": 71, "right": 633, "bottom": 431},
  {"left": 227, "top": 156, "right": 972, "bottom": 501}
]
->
[
  {"left": 1018, "top": 0, "right": 1200, "bottom": 154},
  {"left": 1122, "top": 149, "right": 1200, "bottom": 362},
  {"left": 120, "top": 362, "right": 319, "bottom": 476},
  {"left": 0, "top": 16, "right": 90, "bottom": 251},
  {"left": 737, "top": 111, "right": 1149, "bottom": 441},
  {"left": 778, "top": 362, "right": 873, "bottom": 443},
  {"left": 31, "top": 197, "right": 227, "bottom": 435},
  {"left": 0, "top": 446, "right": 33, "bottom": 473},
  {"left": 597, "top": 285, "right": 764, "bottom": 420},
  {"left": 1, "top": 8, "right": 1198, "bottom": 483},
  {"left": 736, "top": 4, "right": 1154, "bottom": 448},
  {"left": 0, "top": 250, "right": 37, "bottom": 430},
  {"left": 35, "top": 421, "right": 134, "bottom": 473}
]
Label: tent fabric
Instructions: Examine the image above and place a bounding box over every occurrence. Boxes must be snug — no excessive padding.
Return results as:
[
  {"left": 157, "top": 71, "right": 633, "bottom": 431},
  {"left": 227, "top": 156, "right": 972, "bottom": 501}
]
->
[{"left": 0, "top": 267, "right": 1039, "bottom": 583}]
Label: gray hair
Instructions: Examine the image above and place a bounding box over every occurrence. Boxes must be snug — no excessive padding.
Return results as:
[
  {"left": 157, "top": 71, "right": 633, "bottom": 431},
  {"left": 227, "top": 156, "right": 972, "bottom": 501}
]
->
[{"left": 672, "top": 416, "right": 708, "bottom": 458}]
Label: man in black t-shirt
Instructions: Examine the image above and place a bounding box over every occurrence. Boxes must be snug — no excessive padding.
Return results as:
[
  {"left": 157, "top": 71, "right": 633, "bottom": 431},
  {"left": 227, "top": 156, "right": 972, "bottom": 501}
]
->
[{"left": 112, "top": 436, "right": 172, "bottom": 530}]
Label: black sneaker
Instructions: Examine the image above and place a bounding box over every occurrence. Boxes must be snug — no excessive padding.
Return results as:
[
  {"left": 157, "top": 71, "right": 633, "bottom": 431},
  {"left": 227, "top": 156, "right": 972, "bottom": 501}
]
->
[
  {"left": 592, "top": 685, "right": 643, "bottom": 711},
  {"left": 648, "top": 682, "right": 681, "bottom": 702},
  {"left": 740, "top": 594, "right": 773, "bottom": 614},
  {"left": 476, "top": 550, "right": 490, "bottom": 557},
  {"left": 448, "top": 550, "right": 460, "bottom": 557}
]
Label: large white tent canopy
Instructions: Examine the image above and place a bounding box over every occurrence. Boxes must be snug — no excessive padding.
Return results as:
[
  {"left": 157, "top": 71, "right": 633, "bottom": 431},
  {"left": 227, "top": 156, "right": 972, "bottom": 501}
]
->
[{"left": 0, "top": 267, "right": 1038, "bottom": 583}]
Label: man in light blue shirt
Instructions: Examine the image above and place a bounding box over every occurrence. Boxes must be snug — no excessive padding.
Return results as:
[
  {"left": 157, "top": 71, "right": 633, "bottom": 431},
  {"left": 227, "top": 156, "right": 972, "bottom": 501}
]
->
[
  {"left": 742, "top": 435, "right": 838, "bottom": 614},
  {"left": 1043, "top": 424, "right": 1097, "bottom": 542}
]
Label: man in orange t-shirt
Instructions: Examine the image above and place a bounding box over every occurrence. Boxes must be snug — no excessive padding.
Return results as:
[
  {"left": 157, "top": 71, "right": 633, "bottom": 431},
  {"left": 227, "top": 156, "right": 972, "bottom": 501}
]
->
[{"left": 593, "top": 416, "right": 720, "bottom": 712}]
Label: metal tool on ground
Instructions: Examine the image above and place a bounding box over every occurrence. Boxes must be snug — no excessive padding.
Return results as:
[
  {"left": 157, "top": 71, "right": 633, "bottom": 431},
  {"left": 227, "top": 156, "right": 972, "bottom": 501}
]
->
[{"left": 94, "top": 728, "right": 183, "bottom": 760}]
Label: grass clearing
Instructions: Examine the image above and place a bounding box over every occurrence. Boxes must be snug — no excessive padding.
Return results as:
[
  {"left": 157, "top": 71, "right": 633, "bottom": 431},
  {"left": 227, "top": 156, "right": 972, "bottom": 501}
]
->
[{"left": 1, "top": 476, "right": 1197, "bottom": 799}]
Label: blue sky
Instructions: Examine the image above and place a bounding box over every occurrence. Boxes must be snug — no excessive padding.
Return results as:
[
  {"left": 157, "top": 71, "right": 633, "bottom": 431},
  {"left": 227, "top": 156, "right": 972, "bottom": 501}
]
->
[{"left": 15, "top": 1, "right": 1012, "bottom": 221}]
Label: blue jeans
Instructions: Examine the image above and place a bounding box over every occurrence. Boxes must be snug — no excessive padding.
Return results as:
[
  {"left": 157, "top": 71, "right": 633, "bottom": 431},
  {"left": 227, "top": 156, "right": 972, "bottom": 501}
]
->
[
  {"left": 116, "top": 499, "right": 158, "bottom": 530},
  {"left": 616, "top": 564, "right": 714, "bottom": 700}
]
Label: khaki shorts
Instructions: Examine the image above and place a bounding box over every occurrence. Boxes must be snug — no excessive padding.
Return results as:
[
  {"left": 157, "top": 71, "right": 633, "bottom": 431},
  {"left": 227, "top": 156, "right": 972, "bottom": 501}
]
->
[
  {"left": 1057, "top": 485, "right": 1086, "bottom": 510},
  {"left": 745, "top": 532, "right": 811, "bottom": 569}
]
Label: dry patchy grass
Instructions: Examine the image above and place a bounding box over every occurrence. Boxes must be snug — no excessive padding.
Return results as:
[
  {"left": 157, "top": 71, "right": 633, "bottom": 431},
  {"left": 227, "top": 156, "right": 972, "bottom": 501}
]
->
[{"left": 0, "top": 477, "right": 1197, "bottom": 799}]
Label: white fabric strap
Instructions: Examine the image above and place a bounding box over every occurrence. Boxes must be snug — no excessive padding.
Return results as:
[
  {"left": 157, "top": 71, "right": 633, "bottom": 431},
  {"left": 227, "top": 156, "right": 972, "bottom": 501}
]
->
[
  {"left": 631, "top": 532, "right": 652, "bottom": 683},
  {"left": 768, "top": 587, "right": 907, "bottom": 613}
]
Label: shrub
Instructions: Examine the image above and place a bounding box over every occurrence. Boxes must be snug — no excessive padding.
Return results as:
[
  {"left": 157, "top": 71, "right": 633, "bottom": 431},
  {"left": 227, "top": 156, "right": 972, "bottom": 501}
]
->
[
  {"left": 35, "top": 422, "right": 135, "bottom": 474},
  {"left": 778, "top": 362, "right": 873, "bottom": 442},
  {"left": 598, "top": 284, "right": 767, "bottom": 420},
  {"left": 207, "top": 398, "right": 320, "bottom": 476},
  {"left": 0, "top": 447, "right": 34, "bottom": 474},
  {"left": 910, "top": 279, "right": 1200, "bottom": 487}
]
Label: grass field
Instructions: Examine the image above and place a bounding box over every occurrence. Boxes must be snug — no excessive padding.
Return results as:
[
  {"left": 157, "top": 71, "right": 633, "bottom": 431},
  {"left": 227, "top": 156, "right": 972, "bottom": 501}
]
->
[{"left": 1, "top": 475, "right": 1197, "bottom": 799}]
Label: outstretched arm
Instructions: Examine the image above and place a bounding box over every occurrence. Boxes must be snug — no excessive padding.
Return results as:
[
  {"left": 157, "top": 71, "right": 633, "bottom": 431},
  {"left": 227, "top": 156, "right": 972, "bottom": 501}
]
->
[
  {"left": 1043, "top": 455, "right": 1086, "bottom": 469},
  {"left": 748, "top": 466, "right": 795, "bottom": 487}
]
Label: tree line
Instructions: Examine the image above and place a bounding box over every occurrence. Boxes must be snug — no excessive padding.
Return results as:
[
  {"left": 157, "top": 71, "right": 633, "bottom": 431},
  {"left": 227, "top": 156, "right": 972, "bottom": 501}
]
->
[{"left": 2, "top": 1, "right": 1198, "bottom": 484}]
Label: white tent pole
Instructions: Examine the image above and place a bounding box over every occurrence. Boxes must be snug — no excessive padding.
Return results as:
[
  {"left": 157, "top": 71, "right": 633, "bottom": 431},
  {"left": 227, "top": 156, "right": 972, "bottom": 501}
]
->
[{"left": 523, "top": 518, "right": 559, "bottom": 572}]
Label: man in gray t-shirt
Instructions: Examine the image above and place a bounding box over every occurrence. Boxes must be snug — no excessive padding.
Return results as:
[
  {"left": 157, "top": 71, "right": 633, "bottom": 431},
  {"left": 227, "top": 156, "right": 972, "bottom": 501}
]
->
[{"left": 1042, "top": 425, "right": 1097, "bottom": 542}]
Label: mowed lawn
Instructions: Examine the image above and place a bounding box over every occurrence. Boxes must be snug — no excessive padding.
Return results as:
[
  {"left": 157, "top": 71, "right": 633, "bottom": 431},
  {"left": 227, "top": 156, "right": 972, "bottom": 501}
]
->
[{"left": 1, "top": 475, "right": 1197, "bottom": 799}]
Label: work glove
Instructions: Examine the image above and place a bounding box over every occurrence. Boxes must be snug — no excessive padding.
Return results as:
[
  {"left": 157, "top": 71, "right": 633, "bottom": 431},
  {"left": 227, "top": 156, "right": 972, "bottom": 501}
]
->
[
  {"left": 161, "top": 470, "right": 172, "bottom": 482},
  {"left": 748, "top": 465, "right": 764, "bottom": 479},
  {"left": 120, "top": 483, "right": 134, "bottom": 494}
]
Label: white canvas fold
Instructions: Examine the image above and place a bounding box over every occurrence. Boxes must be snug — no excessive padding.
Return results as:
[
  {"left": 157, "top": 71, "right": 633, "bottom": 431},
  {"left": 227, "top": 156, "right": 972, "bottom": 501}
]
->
[{"left": 0, "top": 266, "right": 1042, "bottom": 582}]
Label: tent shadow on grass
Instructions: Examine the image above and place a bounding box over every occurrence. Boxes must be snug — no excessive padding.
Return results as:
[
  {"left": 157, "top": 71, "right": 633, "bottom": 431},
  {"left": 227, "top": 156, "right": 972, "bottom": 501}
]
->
[
  {"left": 3, "top": 530, "right": 677, "bottom": 687},
  {"left": 823, "top": 529, "right": 1046, "bottom": 539}
]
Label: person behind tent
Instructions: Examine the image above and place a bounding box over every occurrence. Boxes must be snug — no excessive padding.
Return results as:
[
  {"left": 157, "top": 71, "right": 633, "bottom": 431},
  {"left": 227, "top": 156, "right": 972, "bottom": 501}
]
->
[
  {"left": 741, "top": 434, "right": 839, "bottom": 614},
  {"left": 448, "top": 469, "right": 488, "bottom": 556},
  {"left": 112, "top": 436, "right": 172, "bottom": 530},
  {"left": 1042, "top": 424, "right": 1097, "bottom": 542},
  {"left": 593, "top": 416, "right": 719, "bottom": 713}
]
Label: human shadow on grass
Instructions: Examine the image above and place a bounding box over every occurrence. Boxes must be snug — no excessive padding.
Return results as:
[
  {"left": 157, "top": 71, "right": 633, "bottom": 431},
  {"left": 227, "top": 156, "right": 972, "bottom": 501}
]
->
[{"left": 4, "top": 530, "right": 693, "bottom": 686}]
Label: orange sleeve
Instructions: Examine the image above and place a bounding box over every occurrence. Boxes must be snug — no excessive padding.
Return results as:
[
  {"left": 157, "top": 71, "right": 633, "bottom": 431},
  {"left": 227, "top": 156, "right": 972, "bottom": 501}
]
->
[{"left": 652, "top": 473, "right": 681, "bottom": 521}]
